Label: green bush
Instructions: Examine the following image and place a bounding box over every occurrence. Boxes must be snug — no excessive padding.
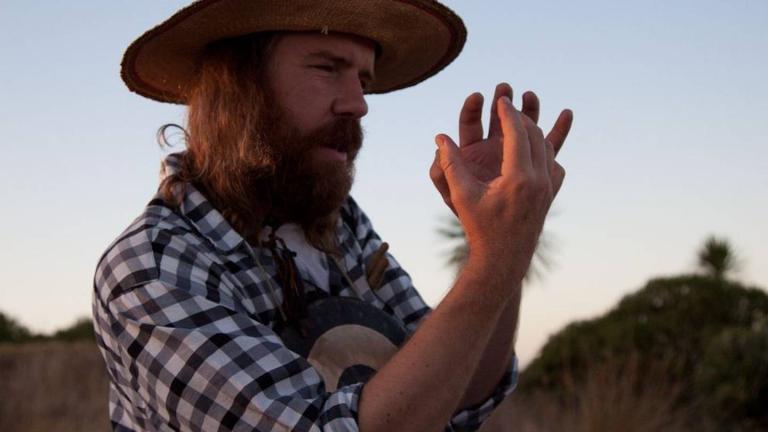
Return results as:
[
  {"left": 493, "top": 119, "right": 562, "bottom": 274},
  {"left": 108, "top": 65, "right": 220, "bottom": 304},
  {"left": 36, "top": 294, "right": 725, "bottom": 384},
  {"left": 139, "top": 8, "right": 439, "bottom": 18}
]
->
[
  {"left": 694, "top": 326, "right": 768, "bottom": 426},
  {"left": 521, "top": 275, "right": 768, "bottom": 429},
  {"left": 52, "top": 318, "right": 95, "bottom": 342},
  {"left": 0, "top": 311, "right": 33, "bottom": 343}
]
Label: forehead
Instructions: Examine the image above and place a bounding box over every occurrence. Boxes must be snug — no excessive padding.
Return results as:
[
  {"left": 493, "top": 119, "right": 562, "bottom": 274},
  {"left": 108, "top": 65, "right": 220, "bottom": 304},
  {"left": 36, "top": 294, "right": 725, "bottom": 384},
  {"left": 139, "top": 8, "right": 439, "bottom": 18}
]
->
[{"left": 270, "top": 32, "right": 377, "bottom": 69}]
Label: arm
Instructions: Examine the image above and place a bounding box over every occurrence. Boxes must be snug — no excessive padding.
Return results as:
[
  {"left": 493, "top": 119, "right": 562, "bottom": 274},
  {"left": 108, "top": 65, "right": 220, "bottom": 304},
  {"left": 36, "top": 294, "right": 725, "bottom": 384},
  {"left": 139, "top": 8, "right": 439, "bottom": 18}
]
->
[
  {"left": 458, "top": 288, "right": 520, "bottom": 407},
  {"left": 358, "top": 93, "right": 572, "bottom": 431},
  {"left": 358, "top": 257, "right": 516, "bottom": 432},
  {"left": 429, "top": 84, "right": 573, "bottom": 408}
]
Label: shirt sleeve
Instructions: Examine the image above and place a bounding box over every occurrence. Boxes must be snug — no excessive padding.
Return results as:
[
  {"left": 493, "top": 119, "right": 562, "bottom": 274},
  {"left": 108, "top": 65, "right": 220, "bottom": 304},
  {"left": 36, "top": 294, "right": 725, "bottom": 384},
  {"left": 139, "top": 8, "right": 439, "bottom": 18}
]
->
[
  {"left": 101, "top": 279, "right": 364, "bottom": 432},
  {"left": 446, "top": 356, "right": 518, "bottom": 431},
  {"left": 345, "top": 197, "right": 520, "bottom": 431}
]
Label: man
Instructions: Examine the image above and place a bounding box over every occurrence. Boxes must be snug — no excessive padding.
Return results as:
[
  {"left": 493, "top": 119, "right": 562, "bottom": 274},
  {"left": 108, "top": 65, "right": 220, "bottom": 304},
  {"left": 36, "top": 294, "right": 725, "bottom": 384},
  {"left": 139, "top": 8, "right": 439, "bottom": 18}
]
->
[{"left": 93, "top": 1, "right": 573, "bottom": 431}]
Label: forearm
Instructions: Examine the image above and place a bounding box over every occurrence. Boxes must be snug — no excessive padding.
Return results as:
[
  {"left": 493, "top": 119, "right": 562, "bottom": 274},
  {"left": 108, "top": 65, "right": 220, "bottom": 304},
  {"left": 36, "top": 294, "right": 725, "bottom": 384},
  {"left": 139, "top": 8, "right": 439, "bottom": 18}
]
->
[
  {"left": 358, "top": 259, "right": 514, "bottom": 432},
  {"left": 458, "top": 288, "right": 520, "bottom": 408}
]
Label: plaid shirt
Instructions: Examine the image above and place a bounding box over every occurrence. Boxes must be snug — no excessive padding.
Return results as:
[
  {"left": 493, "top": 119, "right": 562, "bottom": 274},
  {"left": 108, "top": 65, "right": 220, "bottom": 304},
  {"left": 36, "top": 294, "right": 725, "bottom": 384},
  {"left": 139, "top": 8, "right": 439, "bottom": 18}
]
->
[{"left": 93, "top": 152, "right": 517, "bottom": 431}]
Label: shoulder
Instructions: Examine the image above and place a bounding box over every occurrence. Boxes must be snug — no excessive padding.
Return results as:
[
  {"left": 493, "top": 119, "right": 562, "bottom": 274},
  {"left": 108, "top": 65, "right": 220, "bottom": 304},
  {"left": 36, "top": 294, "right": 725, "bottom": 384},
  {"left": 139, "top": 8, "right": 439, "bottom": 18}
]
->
[
  {"left": 93, "top": 197, "right": 205, "bottom": 304},
  {"left": 340, "top": 196, "right": 378, "bottom": 245}
]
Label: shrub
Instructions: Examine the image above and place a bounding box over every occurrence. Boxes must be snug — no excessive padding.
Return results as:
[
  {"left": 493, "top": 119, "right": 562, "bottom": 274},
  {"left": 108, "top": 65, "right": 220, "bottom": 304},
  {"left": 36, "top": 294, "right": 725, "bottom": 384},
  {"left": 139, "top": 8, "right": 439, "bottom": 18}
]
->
[
  {"left": 0, "top": 311, "right": 33, "bottom": 343},
  {"left": 520, "top": 275, "right": 768, "bottom": 429}
]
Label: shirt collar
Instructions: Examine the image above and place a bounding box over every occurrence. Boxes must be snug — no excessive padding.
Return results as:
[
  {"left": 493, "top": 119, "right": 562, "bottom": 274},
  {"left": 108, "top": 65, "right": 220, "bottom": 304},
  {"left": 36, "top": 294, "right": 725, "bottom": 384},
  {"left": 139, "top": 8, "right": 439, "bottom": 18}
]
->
[{"left": 161, "top": 152, "right": 247, "bottom": 255}]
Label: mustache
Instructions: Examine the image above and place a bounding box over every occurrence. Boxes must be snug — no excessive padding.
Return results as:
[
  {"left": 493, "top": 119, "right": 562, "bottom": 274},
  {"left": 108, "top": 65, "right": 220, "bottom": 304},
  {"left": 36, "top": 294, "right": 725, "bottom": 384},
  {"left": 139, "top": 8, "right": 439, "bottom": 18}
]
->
[{"left": 309, "top": 117, "right": 363, "bottom": 158}]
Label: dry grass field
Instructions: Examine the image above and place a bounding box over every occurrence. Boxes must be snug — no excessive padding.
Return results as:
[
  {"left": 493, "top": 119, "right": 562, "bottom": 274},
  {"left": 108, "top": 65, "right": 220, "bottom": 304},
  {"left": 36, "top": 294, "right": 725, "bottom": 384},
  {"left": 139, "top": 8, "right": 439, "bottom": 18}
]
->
[
  {"left": 0, "top": 341, "right": 709, "bottom": 432},
  {"left": 0, "top": 341, "right": 110, "bottom": 432},
  {"left": 480, "top": 356, "right": 709, "bottom": 432}
]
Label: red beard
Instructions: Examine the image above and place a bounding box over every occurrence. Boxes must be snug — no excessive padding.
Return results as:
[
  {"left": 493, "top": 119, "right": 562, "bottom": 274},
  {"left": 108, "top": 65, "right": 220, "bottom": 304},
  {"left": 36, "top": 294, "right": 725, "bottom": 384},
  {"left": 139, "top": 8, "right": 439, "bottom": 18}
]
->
[
  {"left": 271, "top": 118, "right": 363, "bottom": 225},
  {"left": 246, "top": 107, "right": 364, "bottom": 229}
]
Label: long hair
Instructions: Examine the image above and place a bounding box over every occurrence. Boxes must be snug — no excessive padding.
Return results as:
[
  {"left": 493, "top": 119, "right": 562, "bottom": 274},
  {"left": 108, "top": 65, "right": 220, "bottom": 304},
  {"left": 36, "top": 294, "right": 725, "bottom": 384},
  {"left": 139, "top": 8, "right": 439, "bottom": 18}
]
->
[
  {"left": 159, "top": 31, "right": 349, "bottom": 254},
  {"left": 159, "top": 33, "right": 281, "bottom": 243}
]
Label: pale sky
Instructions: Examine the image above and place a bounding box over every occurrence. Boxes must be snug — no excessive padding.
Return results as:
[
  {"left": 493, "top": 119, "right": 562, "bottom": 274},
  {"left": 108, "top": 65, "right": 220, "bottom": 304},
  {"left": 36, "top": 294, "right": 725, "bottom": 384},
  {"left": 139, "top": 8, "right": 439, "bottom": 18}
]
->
[{"left": 1, "top": 0, "right": 766, "bottom": 365}]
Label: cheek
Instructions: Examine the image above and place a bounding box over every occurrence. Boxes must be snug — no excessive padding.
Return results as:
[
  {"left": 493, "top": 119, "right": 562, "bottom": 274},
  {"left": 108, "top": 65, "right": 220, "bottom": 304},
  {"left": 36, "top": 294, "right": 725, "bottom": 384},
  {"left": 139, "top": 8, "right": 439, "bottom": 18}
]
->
[
  {"left": 270, "top": 63, "right": 336, "bottom": 132},
  {"left": 281, "top": 87, "right": 331, "bottom": 131}
]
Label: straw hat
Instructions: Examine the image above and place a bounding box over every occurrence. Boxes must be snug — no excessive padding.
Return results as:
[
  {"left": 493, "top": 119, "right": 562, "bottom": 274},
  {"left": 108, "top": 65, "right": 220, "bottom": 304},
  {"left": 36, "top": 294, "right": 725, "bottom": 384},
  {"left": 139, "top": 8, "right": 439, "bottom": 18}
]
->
[{"left": 121, "top": 0, "right": 467, "bottom": 104}]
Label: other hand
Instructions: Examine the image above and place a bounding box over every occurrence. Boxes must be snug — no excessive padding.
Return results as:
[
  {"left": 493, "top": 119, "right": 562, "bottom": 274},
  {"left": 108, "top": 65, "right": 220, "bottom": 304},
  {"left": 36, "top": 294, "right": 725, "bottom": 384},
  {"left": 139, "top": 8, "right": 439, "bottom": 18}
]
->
[
  {"left": 430, "top": 83, "right": 572, "bottom": 215},
  {"left": 432, "top": 90, "right": 572, "bottom": 281}
]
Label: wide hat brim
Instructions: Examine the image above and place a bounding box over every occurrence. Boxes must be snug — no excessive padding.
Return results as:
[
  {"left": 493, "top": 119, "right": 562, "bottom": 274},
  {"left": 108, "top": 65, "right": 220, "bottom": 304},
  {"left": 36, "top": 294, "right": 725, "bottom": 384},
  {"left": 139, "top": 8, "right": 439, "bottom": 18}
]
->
[{"left": 121, "top": 0, "right": 467, "bottom": 104}]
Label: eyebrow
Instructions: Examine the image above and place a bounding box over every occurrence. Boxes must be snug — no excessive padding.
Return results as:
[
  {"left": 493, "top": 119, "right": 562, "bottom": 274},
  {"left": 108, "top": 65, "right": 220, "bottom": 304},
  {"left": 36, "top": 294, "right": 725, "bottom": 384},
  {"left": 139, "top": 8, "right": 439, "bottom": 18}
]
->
[{"left": 306, "top": 50, "right": 376, "bottom": 84}]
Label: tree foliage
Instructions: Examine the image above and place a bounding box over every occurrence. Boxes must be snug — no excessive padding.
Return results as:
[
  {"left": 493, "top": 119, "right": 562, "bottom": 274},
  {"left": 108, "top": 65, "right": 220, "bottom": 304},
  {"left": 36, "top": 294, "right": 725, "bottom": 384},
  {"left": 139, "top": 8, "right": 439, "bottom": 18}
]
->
[
  {"left": 0, "top": 311, "right": 33, "bottom": 343},
  {"left": 437, "top": 215, "right": 553, "bottom": 281},
  {"left": 0, "top": 312, "right": 95, "bottom": 343},
  {"left": 521, "top": 274, "right": 768, "bottom": 429},
  {"left": 697, "top": 235, "right": 739, "bottom": 280},
  {"left": 52, "top": 317, "right": 95, "bottom": 342}
]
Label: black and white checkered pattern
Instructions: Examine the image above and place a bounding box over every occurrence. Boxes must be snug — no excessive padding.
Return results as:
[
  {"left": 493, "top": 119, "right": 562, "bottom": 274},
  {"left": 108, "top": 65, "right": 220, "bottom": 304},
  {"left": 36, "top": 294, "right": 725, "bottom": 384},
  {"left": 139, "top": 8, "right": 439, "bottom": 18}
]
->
[{"left": 93, "top": 152, "right": 517, "bottom": 431}]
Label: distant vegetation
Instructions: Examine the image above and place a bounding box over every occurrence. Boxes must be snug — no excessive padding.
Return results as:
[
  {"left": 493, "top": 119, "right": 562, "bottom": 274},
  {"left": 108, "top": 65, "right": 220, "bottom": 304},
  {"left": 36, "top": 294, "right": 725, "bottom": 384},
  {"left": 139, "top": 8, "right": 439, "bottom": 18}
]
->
[
  {"left": 0, "top": 313, "right": 94, "bottom": 344},
  {"left": 0, "top": 312, "right": 34, "bottom": 343},
  {"left": 517, "top": 236, "right": 768, "bottom": 431}
]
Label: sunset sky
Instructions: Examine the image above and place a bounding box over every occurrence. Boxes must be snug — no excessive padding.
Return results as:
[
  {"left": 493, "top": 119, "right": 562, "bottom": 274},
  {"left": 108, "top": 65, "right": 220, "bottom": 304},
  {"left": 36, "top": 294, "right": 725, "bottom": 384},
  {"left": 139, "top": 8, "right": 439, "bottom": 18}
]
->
[{"left": 1, "top": 0, "right": 766, "bottom": 365}]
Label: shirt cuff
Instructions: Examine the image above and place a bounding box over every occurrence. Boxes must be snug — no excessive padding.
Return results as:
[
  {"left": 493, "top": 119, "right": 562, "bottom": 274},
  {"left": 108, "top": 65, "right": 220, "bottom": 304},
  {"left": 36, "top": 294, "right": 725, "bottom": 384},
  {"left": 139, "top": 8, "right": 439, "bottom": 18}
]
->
[
  {"left": 318, "top": 382, "right": 365, "bottom": 431},
  {"left": 446, "top": 355, "right": 519, "bottom": 432}
]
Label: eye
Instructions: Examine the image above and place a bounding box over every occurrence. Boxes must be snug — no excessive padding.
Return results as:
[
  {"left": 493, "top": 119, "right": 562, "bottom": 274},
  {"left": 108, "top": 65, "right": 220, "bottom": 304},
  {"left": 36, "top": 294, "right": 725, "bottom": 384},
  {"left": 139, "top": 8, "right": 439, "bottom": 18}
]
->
[{"left": 312, "top": 64, "right": 335, "bottom": 72}]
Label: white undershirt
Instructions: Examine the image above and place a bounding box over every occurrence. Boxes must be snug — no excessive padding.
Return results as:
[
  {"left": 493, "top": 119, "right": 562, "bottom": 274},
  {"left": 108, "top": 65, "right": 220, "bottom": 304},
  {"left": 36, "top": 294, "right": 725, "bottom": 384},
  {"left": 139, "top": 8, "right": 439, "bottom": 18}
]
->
[{"left": 260, "top": 223, "right": 331, "bottom": 292}]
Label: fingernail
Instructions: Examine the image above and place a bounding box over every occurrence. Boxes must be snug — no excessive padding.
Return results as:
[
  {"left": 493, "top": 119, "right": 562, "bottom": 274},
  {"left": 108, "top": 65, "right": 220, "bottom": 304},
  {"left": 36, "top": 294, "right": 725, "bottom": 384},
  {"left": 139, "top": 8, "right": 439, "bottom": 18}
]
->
[
  {"left": 501, "top": 96, "right": 512, "bottom": 106},
  {"left": 434, "top": 136, "right": 443, "bottom": 147}
]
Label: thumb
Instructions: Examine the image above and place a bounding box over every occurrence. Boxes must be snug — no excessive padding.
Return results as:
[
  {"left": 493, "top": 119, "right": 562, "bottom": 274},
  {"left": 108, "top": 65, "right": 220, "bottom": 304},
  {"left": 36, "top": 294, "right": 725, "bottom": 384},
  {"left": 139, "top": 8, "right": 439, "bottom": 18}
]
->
[{"left": 435, "top": 134, "right": 471, "bottom": 187}]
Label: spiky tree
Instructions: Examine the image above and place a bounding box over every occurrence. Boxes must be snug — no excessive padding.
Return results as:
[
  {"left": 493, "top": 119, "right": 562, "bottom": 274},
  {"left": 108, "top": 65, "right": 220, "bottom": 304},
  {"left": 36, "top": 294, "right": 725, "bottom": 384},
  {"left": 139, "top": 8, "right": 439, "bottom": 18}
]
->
[
  {"left": 436, "top": 217, "right": 469, "bottom": 271},
  {"left": 697, "top": 236, "right": 738, "bottom": 281},
  {"left": 437, "top": 216, "right": 552, "bottom": 282}
]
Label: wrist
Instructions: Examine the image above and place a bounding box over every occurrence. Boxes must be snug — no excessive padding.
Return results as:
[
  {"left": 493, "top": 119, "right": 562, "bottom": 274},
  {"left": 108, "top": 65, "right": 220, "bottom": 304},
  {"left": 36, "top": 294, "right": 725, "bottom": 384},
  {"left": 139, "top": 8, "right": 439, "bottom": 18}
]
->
[
  {"left": 457, "top": 252, "right": 524, "bottom": 301},
  {"left": 464, "top": 248, "right": 526, "bottom": 286}
]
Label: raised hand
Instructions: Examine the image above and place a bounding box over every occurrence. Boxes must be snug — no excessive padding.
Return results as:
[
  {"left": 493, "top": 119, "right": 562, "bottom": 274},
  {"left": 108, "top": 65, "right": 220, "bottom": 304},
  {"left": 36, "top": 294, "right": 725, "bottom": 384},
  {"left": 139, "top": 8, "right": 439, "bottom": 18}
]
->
[
  {"left": 430, "top": 83, "right": 572, "bottom": 215},
  {"left": 433, "top": 94, "right": 572, "bottom": 281}
]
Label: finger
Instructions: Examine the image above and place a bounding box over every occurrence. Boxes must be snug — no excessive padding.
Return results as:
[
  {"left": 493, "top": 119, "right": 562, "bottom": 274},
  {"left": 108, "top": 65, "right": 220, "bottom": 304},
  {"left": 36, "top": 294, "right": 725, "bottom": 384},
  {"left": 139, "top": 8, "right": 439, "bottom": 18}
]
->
[
  {"left": 366, "top": 243, "right": 389, "bottom": 290},
  {"left": 521, "top": 91, "right": 540, "bottom": 124},
  {"left": 551, "top": 162, "right": 566, "bottom": 197},
  {"left": 370, "top": 254, "right": 388, "bottom": 289},
  {"left": 546, "top": 109, "right": 574, "bottom": 155},
  {"left": 488, "top": 82, "right": 513, "bottom": 138},
  {"left": 498, "top": 97, "right": 532, "bottom": 177},
  {"left": 525, "top": 115, "right": 547, "bottom": 175},
  {"left": 436, "top": 134, "right": 474, "bottom": 188},
  {"left": 367, "top": 243, "right": 389, "bottom": 275},
  {"left": 429, "top": 151, "right": 457, "bottom": 213},
  {"left": 369, "top": 266, "right": 385, "bottom": 290},
  {"left": 545, "top": 139, "right": 555, "bottom": 177},
  {"left": 459, "top": 92, "right": 484, "bottom": 147}
]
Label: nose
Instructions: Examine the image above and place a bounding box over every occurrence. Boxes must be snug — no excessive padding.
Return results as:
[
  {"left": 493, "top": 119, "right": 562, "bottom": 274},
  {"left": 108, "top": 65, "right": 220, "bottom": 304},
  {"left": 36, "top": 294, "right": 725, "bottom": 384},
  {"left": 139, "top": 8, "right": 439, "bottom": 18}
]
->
[{"left": 332, "top": 75, "right": 368, "bottom": 119}]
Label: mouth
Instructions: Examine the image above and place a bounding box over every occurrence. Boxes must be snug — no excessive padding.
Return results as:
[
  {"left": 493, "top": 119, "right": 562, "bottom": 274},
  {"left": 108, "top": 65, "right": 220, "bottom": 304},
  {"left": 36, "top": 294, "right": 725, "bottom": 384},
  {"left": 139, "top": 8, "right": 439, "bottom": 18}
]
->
[{"left": 315, "top": 146, "right": 348, "bottom": 162}]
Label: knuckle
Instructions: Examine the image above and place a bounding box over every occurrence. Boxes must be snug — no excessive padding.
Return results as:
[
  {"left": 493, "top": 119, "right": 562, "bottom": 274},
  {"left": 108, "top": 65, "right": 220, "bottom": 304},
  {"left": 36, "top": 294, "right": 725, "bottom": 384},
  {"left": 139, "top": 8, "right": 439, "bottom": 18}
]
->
[
  {"left": 509, "top": 175, "right": 534, "bottom": 195},
  {"left": 533, "top": 179, "right": 550, "bottom": 195},
  {"left": 511, "top": 174, "right": 550, "bottom": 198},
  {"left": 550, "top": 163, "right": 565, "bottom": 180},
  {"left": 429, "top": 162, "right": 442, "bottom": 181},
  {"left": 545, "top": 140, "right": 555, "bottom": 155},
  {"left": 441, "top": 156, "right": 454, "bottom": 171},
  {"left": 523, "top": 114, "right": 537, "bottom": 129},
  {"left": 556, "top": 163, "right": 566, "bottom": 178}
]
